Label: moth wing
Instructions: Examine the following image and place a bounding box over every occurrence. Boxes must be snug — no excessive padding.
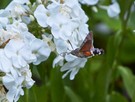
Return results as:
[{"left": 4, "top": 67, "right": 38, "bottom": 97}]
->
[
  {"left": 79, "top": 32, "right": 94, "bottom": 52},
  {"left": 77, "top": 32, "right": 94, "bottom": 57}
]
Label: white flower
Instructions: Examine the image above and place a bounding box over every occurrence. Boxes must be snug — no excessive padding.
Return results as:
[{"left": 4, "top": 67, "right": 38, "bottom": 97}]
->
[
  {"left": 34, "top": 0, "right": 89, "bottom": 41},
  {"left": 79, "top": 0, "right": 99, "bottom": 5},
  {"left": 3, "top": 0, "right": 31, "bottom": 24},
  {"left": 6, "top": 85, "right": 24, "bottom": 102},
  {"left": 49, "top": 0, "right": 88, "bottom": 40},
  {"left": 65, "top": 54, "right": 77, "bottom": 62},
  {"left": 6, "top": 1, "right": 28, "bottom": 17},
  {"left": 17, "top": 65, "right": 35, "bottom": 88},
  {"left": 4, "top": 39, "right": 32, "bottom": 68},
  {"left": 19, "top": 45, "right": 36, "bottom": 64},
  {"left": 34, "top": 0, "right": 89, "bottom": 80},
  {"left": 68, "top": 22, "right": 88, "bottom": 48},
  {"left": 0, "top": 17, "right": 9, "bottom": 28},
  {"left": 34, "top": 4, "right": 49, "bottom": 27},
  {"left": 107, "top": 2, "right": 120, "bottom": 17},
  {"left": 50, "top": 20, "right": 78, "bottom": 40},
  {"left": 6, "top": 0, "right": 29, "bottom": 10},
  {"left": 61, "top": 55, "right": 87, "bottom": 80},
  {"left": 95, "top": 23, "right": 111, "bottom": 34},
  {"left": 5, "top": 21, "right": 36, "bottom": 44},
  {"left": 2, "top": 73, "right": 24, "bottom": 102},
  {"left": 1, "top": 54, "right": 34, "bottom": 102},
  {"left": 30, "top": 39, "right": 51, "bottom": 65},
  {"left": 0, "top": 29, "right": 12, "bottom": 46},
  {"left": 2, "top": 59, "right": 34, "bottom": 102},
  {"left": 54, "top": 38, "right": 71, "bottom": 54},
  {"left": 6, "top": 21, "right": 28, "bottom": 34},
  {"left": 0, "top": 49, "right": 13, "bottom": 73},
  {"left": 53, "top": 55, "right": 64, "bottom": 67},
  {"left": 42, "top": 34, "right": 56, "bottom": 51},
  {"left": 0, "top": 9, "right": 10, "bottom": 17}
]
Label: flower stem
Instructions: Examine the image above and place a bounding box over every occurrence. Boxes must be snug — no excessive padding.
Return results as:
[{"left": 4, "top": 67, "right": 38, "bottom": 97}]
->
[{"left": 25, "top": 89, "right": 29, "bottom": 102}]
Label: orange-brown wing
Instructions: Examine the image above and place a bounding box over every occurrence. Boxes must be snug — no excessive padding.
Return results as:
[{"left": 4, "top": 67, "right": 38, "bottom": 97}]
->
[
  {"left": 81, "top": 51, "right": 93, "bottom": 57},
  {"left": 79, "top": 32, "right": 94, "bottom": 52}
]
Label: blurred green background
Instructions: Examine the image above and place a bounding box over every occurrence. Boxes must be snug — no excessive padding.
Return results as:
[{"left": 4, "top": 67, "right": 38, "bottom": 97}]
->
[{"left": 1, "top": 0, "right": 135, "bottom": 102}]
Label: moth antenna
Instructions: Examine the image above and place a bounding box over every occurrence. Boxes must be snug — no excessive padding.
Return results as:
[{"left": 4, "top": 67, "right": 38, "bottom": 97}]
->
[
  {"left": 59, "top": 40, "right": 74, "bottom": 57},
  {"left": 67, "top": 40, "right": 74, "bottom": 50}
]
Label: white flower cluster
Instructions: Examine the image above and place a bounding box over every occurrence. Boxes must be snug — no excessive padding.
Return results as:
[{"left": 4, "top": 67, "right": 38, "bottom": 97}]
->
[
  {"left": 0, "top": 0, "right": 51, "bottom": 101},
  {"left": 0, "top": 0, "right": 121, "bottom": 101},
  {"left": 34, "top": 0, "right": 89, "bottom": 80}
]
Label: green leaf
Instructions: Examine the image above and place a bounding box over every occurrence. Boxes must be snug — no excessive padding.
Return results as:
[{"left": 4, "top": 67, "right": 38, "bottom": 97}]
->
[
  {"left": 92, "top": 36, "right": 114, "bottom": 102},
  {"left": 117, "top": 0, "right": 134, "bottom": 21},
  {"left": 118, "top": 66, "right": 135, "bottom": 99},
  {"left": 106, "top": 31, "right": 122, "bottom": 68},
  {"left": 132, "top": 91, "right": 135, "bottom": 102},
  {"left": 0, "top": 0, "right": 10, "bottom": 8},
  {"left": 119, "top": 31, "right": 135, "bottom": 63},
  {"left": 64, "top": 86, "right": 83, "bottom": 102},
  {"left": 50, "top": 68, "right": 65, "bottom": 102},
  {"left": 19, "top": 84, "right": 49, "bottom": 102},
  {"left": 128, "top": 10, "right": 135, "bottom": 29},
  {"left": 93, "top": 30, "right": 123, "bottom": 102},
  {"left": 107, "top": 92, "right": 128, "bottom": 102}
]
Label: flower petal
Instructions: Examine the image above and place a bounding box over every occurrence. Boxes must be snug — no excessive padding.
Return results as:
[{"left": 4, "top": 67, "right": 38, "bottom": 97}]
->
[
  {"left": 34, "top": 4, "right": 48, "bottom": 27},
  {"left": 107, "top": 2, "right": 120, "bottom": 17},
  {"left": 70, "top": 68, "right": 79, "bottom": 80},
  {"left": 53, "top": 55, "right": 64, "bottom": 67}
]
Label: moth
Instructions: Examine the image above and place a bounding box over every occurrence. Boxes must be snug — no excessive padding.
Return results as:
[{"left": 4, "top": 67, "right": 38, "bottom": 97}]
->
[{"left": 70, "top": 32, "right": 104, "bottom": 58}]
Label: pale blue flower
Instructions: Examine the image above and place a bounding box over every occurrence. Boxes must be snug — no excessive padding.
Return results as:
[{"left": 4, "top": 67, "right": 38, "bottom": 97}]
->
[
  {"left": 79, "top": 0, "right": 99, "bottom": 5},
  {"left": 30, "top": 39, "right": 51, "bottom": 65},
  {"left": 61, "top": 56, "right": 87, "bottom": 80},
  {"left": 34, "top": 4, "right": 49, "bottom": 27},
  {"left": 107, "top": 2, "right": 120, "bottom": 17}
]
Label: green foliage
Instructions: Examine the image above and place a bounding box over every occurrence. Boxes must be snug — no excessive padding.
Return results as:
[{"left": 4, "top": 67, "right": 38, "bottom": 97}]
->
[
  {"left": 118, "top": 66, "right": 135, "bottom": 99},
  {"left": 0, "top": 0, "right": 10, "bottom": 9},
  {"left": 108, "top": 92, "right": 128, "bottom": 102}
]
